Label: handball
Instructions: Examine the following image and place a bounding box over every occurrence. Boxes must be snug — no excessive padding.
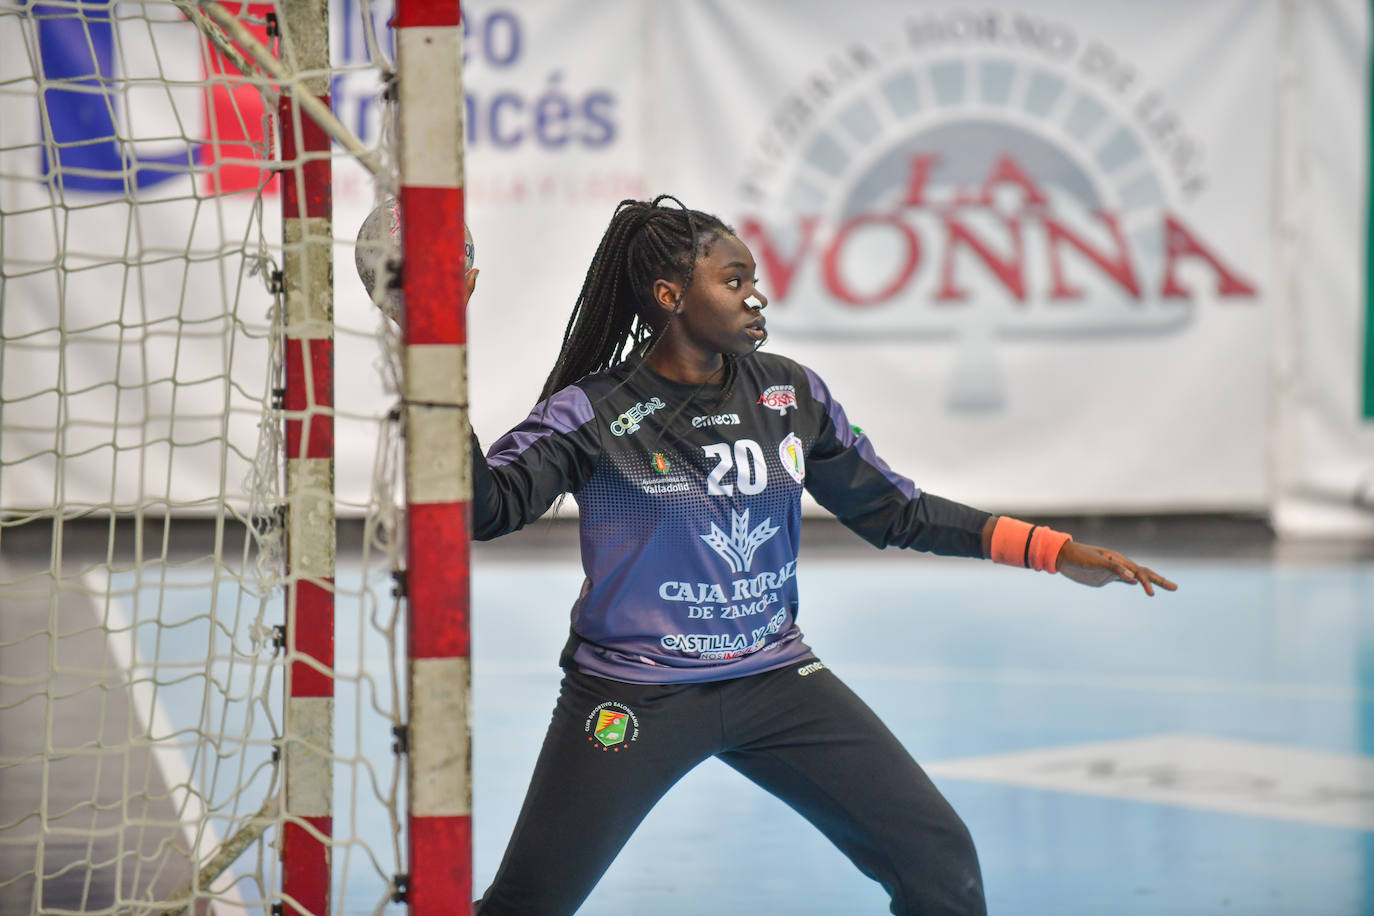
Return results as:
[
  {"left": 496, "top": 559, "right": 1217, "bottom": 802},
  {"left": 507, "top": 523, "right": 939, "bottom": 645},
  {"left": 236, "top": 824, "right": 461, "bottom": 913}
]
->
[{"left": 355, "top": 197, "right": 475, "bottom": 324}]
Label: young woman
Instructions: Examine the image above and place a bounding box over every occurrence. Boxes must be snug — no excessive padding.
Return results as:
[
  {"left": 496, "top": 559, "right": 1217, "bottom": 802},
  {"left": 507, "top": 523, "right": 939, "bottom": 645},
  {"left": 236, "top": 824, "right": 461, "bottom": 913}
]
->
[{"left": 466, "top": 196, "right": 1176, "bottom": 915}]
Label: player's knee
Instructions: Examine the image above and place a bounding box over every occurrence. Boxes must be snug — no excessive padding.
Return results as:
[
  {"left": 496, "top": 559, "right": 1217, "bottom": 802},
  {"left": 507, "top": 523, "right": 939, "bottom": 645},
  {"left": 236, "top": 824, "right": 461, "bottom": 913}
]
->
[
  {"left": 475, "top": 886, "right": 575, "bottom": 916},
  {"left": 889, "top": 816, "right": 986, "bottom": 916}
]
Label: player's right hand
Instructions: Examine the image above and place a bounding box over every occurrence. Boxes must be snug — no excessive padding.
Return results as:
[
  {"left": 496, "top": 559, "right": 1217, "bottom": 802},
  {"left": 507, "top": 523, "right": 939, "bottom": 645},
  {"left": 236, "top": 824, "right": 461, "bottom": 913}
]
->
[{"left": 1056, "top": 541, "right": 1177, "bottom": 596}]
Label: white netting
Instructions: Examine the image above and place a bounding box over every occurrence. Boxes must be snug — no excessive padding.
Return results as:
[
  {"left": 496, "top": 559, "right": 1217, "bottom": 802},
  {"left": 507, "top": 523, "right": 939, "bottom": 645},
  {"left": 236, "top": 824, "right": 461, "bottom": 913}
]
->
[{"left": 0, "top": 0, "right": 408, "bottom": 912}]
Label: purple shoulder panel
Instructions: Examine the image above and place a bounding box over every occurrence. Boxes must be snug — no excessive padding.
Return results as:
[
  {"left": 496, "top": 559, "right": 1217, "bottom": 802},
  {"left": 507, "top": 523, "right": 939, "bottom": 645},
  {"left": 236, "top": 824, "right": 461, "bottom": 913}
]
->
[
  {"left": 486, "top": 385, "right": 595, "bottom": 468},
  {"left": 801, "top": 364, "right": 920, "bottom": 501}
]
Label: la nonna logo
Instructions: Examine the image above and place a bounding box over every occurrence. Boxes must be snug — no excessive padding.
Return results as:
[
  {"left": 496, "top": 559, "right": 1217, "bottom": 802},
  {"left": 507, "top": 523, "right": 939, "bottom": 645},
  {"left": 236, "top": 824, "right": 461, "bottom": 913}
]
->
[
  {"left": 740, "top": 149, "right": 1258, "bottom": 335},
  {"left": 735, "top": 41, "right": 1262, "bottom": 341}
]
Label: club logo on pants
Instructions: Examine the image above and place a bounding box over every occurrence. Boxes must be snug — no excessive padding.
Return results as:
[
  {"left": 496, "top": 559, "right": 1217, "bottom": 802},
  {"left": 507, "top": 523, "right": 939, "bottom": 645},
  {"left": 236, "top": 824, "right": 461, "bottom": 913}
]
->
[{"left": 585, "top": 701, "right": 639, "bottom": 751}]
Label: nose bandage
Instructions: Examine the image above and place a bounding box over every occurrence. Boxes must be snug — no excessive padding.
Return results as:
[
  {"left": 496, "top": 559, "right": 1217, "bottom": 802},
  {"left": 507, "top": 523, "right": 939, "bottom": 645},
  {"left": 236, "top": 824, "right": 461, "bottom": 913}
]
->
[{"left": 744, "top": 294, "right": 765, "bottom": 310}]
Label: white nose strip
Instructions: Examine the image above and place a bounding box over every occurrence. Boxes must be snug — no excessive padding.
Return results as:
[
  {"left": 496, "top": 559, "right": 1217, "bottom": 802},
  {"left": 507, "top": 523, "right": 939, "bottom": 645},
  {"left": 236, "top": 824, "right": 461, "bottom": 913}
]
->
[{"left": 744, "top": 294, "right": 764, "bottom": 310}]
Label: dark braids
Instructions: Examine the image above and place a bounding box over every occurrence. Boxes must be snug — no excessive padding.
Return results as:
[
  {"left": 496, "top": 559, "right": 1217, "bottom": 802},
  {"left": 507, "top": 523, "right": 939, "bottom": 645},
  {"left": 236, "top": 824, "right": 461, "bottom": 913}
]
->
[{"left": 539, "top": 195, "right": 736, "bottom": 403}]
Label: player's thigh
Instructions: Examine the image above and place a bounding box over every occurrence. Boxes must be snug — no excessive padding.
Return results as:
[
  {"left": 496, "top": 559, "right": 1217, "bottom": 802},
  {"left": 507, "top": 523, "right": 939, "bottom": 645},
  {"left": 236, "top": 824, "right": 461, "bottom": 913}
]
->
[
  {"left": 499, "top": 670, "right": 716, "bottom": 853},
  {"left": 477, "top": 672, "right": 718, "bottom": 914},
  {"left": 721, "top": 665, "right": 964, "bottom": 838},
  {"left": 719, "top": 664, "right": 983, "bottom": 915}
]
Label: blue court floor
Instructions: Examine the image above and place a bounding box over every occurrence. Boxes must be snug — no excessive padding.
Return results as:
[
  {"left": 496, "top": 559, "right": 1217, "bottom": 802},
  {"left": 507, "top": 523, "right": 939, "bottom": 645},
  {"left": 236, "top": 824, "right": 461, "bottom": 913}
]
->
[
  {"left": 466, "top": 549, "right": 1374, "bottom": 916},
  {"left": 84, "top": 520, "right": 1374, "bottom": 914}
]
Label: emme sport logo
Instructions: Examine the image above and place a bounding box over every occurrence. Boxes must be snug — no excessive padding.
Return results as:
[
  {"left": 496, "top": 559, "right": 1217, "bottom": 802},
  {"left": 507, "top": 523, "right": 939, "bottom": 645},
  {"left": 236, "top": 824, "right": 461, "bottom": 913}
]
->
[{"left": 733, "top": 10, "right": 1260, "bottom": 410}]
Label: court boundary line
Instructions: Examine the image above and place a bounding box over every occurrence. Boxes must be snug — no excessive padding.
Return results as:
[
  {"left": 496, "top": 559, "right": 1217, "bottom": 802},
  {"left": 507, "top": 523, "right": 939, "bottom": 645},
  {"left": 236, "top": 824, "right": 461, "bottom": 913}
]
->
[
  {"left": 835, "top": 662, "right": 1374, "bottom": 704},
  {"left": 83, "top": 569, "right": 251, "bottom": 912}
]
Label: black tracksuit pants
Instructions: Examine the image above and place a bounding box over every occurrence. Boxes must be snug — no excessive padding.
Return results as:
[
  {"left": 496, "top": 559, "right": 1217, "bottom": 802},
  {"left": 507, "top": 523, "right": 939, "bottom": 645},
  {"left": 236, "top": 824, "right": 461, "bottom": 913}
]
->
[{"left": 475, "top": 660, "right": 986, "bottom": 915}]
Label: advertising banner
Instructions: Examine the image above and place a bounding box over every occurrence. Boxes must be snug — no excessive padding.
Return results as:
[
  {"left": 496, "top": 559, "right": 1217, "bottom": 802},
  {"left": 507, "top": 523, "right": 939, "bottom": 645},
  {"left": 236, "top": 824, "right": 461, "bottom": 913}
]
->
[
  {"left": 7, "top": 0, "right": 1372, "bottom": 530},
  {"left": 0, "top": 0, "right": 651, "bottom": 511},
  {"left": 645, "top": 1, "right": 1275, "bottom": 513},
  {"left": 1271, "top": 0, "right": 1374, "bottom": 537}
]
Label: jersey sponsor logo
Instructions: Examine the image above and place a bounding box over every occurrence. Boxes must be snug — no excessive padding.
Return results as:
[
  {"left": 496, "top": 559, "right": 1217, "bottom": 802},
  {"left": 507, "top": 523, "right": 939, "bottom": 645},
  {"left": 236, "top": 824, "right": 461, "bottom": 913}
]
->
[
  {"left": 609, "top": 397, "right": 666, "bottom": 436},
  {"left": 660, "top": 609, "right": 789, "bottom": 660},
  {"left": 797, "top": 661, "right": 826, "bottom": 677},
  {"left": 778, "top": 432, "right": 805, "bottom": 484},
  {"left": 644, "top": 453, "right": 691, "bottom": 495},
  {"left": 757, "top": 385, "right": 797, "bottom": 415},
  {"left": 691, "top": 412, "right": 741, "bottom": 428},
  {"left": 641, "top": 479, "right": 690, "bottom": 495},
  {"left": 584, "top": 701, "right": 639, "bottom": 751},
  {"left": 700, "top": 508, "right": 779, "bottom": 573},
  {"left": 658, "top": 559, "right": 798, "bottom": 609}
]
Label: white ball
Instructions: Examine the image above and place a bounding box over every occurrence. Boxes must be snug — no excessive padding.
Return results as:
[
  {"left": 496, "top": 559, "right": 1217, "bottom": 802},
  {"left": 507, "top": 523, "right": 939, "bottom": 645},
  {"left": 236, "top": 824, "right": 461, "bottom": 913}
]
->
[{"left": 354, "top": 198, "right": 474, "bottom": 325}]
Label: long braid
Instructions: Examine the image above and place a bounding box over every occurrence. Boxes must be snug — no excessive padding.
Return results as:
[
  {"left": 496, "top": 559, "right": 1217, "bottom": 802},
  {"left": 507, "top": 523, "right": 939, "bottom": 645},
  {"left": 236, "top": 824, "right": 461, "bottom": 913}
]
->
[
  {"left": 540, "top": 204, "right": 644, "bottom": 401},
  {"left": 539, "top": 196, "right": 736, "bottom": 403}
]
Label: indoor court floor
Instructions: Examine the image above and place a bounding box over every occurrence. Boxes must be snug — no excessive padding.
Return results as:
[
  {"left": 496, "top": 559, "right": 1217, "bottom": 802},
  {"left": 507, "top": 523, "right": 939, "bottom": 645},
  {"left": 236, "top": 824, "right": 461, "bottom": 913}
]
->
[
  {"left": 3, "top": 515, "right": 1373, "bottom": 915},
  {"left": 466, "top": 517, "right": 1374, "bottom": 916}
]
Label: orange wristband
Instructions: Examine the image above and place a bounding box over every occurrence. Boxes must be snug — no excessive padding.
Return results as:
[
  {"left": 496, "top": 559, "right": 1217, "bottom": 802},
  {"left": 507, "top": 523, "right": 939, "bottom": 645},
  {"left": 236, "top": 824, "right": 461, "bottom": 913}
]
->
[
  {"left": 990, "top": 516, "right": 1072, "bottom": 574},
  {"left": 989, "top": 517, "right": 1033, "bottom": 567}
]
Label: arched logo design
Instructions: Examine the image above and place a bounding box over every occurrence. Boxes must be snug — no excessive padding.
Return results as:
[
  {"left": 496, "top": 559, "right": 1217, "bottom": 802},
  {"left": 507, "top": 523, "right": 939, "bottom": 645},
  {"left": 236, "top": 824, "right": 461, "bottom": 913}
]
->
[{"left": 738, "top": 46, "right": 1260, "bottom": 410}]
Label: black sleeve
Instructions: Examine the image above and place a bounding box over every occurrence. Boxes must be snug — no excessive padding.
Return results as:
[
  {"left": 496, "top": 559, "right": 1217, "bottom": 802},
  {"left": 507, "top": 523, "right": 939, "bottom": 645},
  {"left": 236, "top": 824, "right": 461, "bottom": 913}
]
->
[
  {"left": 469, "top": 386, "right": 601, "bottom": 541},
  {"left": 801, "top": 370, "right": 990, "bottom": 558}
]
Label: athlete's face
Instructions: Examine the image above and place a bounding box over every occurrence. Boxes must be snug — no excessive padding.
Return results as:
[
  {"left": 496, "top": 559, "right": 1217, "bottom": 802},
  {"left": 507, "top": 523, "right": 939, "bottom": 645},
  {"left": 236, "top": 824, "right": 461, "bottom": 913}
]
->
[{"left": 658, "top": 232, "right": 769, "bottom": 360}]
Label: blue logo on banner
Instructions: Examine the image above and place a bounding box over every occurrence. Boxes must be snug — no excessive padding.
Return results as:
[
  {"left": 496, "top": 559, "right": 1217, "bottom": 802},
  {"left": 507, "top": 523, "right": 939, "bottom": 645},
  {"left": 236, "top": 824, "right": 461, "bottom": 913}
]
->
[{"left": 35, "top": 1, "right": 195, "bottom": 192}]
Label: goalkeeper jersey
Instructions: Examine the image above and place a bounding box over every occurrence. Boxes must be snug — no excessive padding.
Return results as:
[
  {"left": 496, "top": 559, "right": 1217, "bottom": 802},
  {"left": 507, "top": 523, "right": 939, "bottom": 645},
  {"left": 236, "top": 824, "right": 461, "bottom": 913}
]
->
[{"left": 470, "top": 351, "right": 990, "bottom": 684}]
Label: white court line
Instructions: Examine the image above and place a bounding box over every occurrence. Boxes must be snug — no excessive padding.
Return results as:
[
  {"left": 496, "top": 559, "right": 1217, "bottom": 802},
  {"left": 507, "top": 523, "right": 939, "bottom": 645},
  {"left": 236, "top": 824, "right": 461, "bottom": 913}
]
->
[
  {"left": 84, "top": 570, "right": 251, "bottom": 912},
  {"left": 927, "top": 732, "right": 1374, "bottom": 830},
  {"left": 835, "top": 662, "right": 1372, "bottom": 704}
]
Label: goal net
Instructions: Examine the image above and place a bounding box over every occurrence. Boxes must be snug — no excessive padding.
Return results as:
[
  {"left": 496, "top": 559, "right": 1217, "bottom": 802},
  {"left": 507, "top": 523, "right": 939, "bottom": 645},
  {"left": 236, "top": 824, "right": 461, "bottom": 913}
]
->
[{"left": 0, "top": 0, "right": 433, "bottom": 911}]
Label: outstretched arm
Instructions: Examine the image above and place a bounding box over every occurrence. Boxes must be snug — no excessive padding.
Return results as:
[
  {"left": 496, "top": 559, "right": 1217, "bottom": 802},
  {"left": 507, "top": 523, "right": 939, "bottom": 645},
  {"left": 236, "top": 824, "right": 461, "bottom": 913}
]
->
[{"left": 979, "top": 516, "right": 1178, "bottom": 597}]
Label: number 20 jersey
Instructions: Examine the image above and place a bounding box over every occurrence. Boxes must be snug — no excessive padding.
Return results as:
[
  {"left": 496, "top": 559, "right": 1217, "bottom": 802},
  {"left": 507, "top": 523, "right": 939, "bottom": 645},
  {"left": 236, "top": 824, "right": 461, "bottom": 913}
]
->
[{"left": 470, "top": 351, "right": 990, "bottom": 684}]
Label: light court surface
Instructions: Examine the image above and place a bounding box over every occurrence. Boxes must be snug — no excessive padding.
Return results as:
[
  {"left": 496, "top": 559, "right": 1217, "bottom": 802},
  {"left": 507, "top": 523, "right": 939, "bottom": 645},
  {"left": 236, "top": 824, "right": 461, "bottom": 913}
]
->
[
  {"left": 471, "top": 527, "right": 1374, "bottom": 916},
  {"left": 7, "top": 521, "right": 1372, "bottom": 914}
]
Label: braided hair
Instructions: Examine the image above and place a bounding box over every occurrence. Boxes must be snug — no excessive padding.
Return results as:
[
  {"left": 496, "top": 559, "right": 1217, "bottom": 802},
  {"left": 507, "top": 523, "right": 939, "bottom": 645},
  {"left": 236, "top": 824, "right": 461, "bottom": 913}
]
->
[{"left": 540, "top": 195, "right": 736, "bottom": 402}]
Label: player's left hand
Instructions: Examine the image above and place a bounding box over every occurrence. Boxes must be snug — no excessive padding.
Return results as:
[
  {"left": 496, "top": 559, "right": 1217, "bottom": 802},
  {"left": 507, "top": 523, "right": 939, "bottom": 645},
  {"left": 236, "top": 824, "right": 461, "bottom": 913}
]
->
[
  {"left": 1056, "top": 541, "right": 1177, "bottom": 596},
  {"left": 465, "top": 268, "right": 479, "bottom": 302}
]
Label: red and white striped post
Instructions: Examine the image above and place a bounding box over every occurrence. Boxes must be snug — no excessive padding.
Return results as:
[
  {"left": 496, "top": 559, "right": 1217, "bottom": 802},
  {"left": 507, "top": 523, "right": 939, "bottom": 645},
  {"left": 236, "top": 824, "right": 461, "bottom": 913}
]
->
[
  {"left": 278, "top": 0, "right": 335, "bottom": 910},
  {"left": 394, "top": 0, "right": 472, "bottom": 909}
]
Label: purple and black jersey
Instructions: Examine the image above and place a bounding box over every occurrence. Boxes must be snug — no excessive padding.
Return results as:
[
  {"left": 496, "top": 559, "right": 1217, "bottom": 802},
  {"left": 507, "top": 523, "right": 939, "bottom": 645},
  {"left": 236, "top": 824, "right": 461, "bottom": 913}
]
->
[{"left": 470, "top": 351, "right": 990, "bottom": 684}]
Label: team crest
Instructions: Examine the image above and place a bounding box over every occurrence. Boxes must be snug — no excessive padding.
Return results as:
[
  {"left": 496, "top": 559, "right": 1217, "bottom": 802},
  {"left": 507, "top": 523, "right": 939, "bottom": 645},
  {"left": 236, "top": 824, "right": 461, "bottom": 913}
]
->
[
  {"left": 757, "top": 385, "right": 797, "bottom": 415},
  {"left": 584, "top": 701, "right": 639, "bottom": 751},
  {"left": 778, "top": 433, "right": 805, "bottom": 484},
  {"left": 594, "top": 710, "right": 628, "bottom": 746},
  {"left": 652, "top": 452, "right": 671, "bottom": 474}
]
